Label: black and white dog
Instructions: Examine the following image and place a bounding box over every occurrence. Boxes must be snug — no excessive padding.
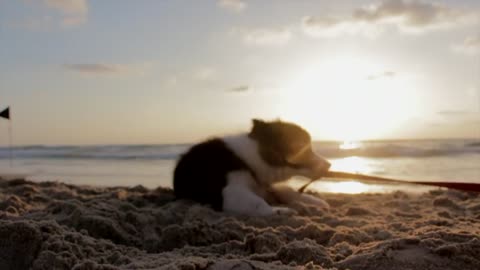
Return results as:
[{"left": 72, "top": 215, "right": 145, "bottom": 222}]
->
[{"left": 173, "top": 119, "right": 331, "bottom": 216}]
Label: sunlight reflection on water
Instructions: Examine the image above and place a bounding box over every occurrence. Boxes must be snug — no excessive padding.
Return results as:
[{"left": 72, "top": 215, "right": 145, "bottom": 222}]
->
[
  {"left": 339, "top": 140, "right": 362, "bottom": 150},
  {"left": 290, "top": 147, "right": 436, "bottom": 194},
  {"left": 297, "top": 153, "right": 436, "bottom": 194},
  {"left": 330, "top": 156, "right": 375, "bottom": 175}
]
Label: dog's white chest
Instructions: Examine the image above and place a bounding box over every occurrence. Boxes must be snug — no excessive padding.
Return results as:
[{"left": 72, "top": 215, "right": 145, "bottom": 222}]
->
[{"left": 222, "top": 134, "right": 284, "bottom": 185}]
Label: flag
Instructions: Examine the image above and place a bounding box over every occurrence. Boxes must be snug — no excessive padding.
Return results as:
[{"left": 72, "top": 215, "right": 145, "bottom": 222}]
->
[{"left": 0, "top": 107, "right": 9, "bottom": 120}]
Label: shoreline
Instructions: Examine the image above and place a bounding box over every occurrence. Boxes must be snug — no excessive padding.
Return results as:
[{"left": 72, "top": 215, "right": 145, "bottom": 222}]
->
[{"left": 1, "top": 177, "right": 480, "bottom": 269}]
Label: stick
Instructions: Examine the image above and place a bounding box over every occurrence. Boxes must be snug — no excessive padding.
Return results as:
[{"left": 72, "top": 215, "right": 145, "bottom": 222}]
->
[{"left": 298, "top": 171, "right": 480, "bottom": 193}]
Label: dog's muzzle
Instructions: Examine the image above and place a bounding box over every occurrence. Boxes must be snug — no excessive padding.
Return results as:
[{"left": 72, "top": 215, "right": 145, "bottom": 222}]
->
[{"left": 307, "top": 155, "right": 331, "bottom": 179}]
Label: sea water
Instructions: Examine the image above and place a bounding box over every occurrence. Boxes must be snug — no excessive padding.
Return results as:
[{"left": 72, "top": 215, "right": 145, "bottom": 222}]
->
[{"left": 0, "top": 140, "right": 479, "bottom": 193}]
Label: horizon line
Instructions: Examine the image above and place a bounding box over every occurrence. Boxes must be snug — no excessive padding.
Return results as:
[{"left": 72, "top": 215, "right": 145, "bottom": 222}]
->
[{"left": 0, "top": 137, "right": 479, "bottom": 148}]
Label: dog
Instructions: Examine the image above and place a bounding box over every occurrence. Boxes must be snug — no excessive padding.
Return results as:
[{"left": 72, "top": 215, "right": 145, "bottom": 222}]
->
[{"left": 173, "top": 119, "right": 331, "bottom": 216}]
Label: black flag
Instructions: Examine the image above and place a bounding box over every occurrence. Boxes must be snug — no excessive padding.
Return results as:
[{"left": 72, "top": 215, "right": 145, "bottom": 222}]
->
[{"left": 0, "top": 107, "right": 10, "bottom": 120}]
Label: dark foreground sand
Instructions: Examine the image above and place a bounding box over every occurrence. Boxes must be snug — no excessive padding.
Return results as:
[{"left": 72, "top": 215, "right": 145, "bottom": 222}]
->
[{"left": 1, "top": 178, "right": 480, "bottom": 270}]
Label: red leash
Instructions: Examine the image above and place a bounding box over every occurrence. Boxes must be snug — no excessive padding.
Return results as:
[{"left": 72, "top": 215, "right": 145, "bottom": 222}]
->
[{"left": 299, "top": 171, "right": 480, "bottom": 193}]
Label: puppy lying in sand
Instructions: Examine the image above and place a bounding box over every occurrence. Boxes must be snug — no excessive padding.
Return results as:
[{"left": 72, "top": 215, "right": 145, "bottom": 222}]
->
[{"left": 173, "top": 119, "right": 331, "bottom": 216}]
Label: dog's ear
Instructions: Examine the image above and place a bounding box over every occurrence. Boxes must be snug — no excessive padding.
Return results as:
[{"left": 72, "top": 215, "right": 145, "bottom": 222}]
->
[
  {"left": 250, "top": 119, "right": 271, "bottom": 140},
  {"left": 252, "top": 118, "right": 266, "bottom": 127}
]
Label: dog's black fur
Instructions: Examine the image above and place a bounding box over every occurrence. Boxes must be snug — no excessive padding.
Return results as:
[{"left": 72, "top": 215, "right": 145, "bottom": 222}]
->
[{"left": 173, "top": 139, "right": 251, "bottom": 210}]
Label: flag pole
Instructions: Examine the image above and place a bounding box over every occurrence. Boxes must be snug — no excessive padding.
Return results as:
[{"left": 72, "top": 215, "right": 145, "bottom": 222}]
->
[
  {"left": 0, "top": 106, "right": 12, "bottom": 167},
  {"left": 8, "top": 117, "right": 12, "bottom": 167}
]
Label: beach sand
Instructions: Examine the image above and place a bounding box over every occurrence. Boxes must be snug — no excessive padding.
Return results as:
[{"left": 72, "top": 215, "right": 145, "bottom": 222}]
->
[{"left": 1, "top": 177, "right": 480, "bottom": 270}]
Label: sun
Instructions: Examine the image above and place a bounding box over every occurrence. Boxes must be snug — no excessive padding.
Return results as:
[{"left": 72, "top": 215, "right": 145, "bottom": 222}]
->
[{"left": 276, "top": 54, "right": 419, "bottom": 141}]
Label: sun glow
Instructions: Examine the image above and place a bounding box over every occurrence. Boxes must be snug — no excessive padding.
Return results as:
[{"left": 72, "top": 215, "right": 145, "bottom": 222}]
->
[{"left": 278, "top": 55, "right": 419, "bottom": 141}]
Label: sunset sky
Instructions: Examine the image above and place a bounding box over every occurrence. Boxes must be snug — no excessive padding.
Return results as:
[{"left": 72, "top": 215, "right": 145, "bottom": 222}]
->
[{"left": 0, "top": 0, "right": 479, "bottom": 145}]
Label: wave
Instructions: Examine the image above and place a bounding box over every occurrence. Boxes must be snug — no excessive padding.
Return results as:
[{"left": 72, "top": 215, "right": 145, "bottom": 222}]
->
[
  {"left": 465, "top": 142, "right": 480, "bottom": 147},
  {"left": 317, "top": 145, "right": 480, "bottom": 158},
  {"left": 0, "top": 145, "right": 189, "bottom": 161},
  {"left": 0, "top": 140, "right": 479, "bottom": 160},
  {"left": 314, "top": 140, "right": 480, "bottom": 158}
]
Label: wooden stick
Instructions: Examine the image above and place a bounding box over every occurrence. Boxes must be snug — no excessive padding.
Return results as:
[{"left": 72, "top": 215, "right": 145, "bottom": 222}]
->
[{"left": 298, "top": 171, "right": 480, "bottom": 193}]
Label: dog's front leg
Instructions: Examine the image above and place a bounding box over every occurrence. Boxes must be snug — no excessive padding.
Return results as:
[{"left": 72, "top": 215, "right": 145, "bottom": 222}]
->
[
  {"left": 222, "top": 171, "right": 296, "bottom": 216},
  {"left": 270, "top": 184, "right": 330, "bottom": 209}
]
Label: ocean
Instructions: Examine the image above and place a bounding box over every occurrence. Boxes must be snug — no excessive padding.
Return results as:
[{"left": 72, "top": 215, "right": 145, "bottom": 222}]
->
[{"left": 0, "top": 139, "right": 479, "bottom": 193}]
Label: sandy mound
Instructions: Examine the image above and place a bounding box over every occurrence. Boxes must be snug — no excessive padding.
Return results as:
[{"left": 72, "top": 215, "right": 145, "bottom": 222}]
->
[{"left": 1, "top": 177, "right": 480, "bottom": 270}]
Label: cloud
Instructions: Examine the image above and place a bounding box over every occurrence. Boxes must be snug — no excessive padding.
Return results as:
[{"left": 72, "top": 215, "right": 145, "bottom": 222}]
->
[
  {"left": 217, "top": 0, "right": 247, "bottom": 13},
  {"left": 193, "top": 67, "right": 217, "bottom": 81},
  {"left": 227, "top": 85, "right": 250, "bottom": 92},
  {"left": 44, "top": 0, "right": 88, "bottom": 27},
  {"left": 302, "top": 0, "right": 478, "bottom": 38},
  {"left": 353, "top": 0, "right": 470, "bottom": 30},
  {"left": 163, "top": 75, "right": 179, "bottom": 87},
  {"left": 437, "top": 110, "right": 479, "bottom": 116},
  {"left": 301, "top": 16, "right": 380, "bottom": 38},
  {"left": 467, "top": 86, "right": 479, "bottom": 98},
  {"left": 6, "top": 15, "right": 55, "bottom": 31},
  {"left": 237, "top": 28, "right": 292, "bottom": 46},
  {"left": 9, "top": 0, "right": 89, "bottom": 29},
  {"left": 63, "top": 63, "right": 149, "bottom": 76},
  {"left": 453, "top": 35, "right": 480, "bottom": 55},
  {"left": 64, "top": 64, "right": 123, "bottom": 74},
  {"left": 366, "top": 71, "right": 396, "bottom": 80}
]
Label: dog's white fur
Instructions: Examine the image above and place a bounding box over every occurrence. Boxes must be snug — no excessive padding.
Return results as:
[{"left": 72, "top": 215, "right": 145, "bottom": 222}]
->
[
  {"left": 222, "top": 134, "right": 329, "bottom": 216},
  {"left": 222, "top": 171, "right": 295, "bottom": 216}
]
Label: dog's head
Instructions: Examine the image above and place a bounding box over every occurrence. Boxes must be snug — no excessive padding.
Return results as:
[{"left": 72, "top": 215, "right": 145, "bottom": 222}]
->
[{"left": 249, "top": 119, "right": 331, "bottom": 180}]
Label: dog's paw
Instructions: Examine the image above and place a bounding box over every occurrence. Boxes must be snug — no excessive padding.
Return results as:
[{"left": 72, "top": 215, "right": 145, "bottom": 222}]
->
[
  {"left": 300, "top": 194, "right": 330, "bottom": 209},
  {"left": 271, "top": 206, "right": 297, "bottom": 215}
]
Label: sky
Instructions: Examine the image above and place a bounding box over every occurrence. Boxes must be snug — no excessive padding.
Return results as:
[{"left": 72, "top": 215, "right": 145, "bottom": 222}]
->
[{"left": 0, "top": 0, "right": 479, "bottom": 145}]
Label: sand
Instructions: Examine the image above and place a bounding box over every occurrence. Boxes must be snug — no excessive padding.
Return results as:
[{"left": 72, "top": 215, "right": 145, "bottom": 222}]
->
[{"left": 1, "top": 177, "right": 480, "bottom": 270}]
